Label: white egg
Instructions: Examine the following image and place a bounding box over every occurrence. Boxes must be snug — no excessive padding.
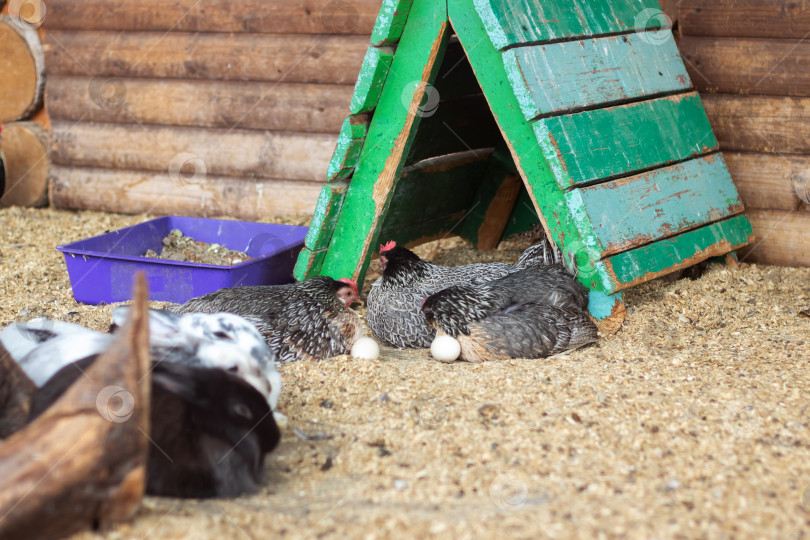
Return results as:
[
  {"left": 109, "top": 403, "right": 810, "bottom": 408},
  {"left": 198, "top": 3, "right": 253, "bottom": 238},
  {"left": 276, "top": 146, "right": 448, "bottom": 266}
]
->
[
  {"left": 351, "top": 337, "right": 380, "bottom": 360},
  {"left": 430, "top": 335, "right": 461, "bottom": 362}
]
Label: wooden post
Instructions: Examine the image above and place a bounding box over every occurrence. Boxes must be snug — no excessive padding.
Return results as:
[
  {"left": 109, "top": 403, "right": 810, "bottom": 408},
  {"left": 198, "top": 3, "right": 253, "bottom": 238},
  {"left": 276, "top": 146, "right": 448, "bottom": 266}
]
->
[
  {"left": 0, "top": 122, "right": 49, "bottom": 207},
  {"left": 0, "top": 275, "right": 151, "bottom": 540}
]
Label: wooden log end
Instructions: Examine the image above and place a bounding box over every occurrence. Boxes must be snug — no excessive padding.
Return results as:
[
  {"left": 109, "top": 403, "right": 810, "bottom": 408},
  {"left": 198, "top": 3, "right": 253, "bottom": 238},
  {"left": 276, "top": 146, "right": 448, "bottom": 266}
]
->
[
  {"left": 0, "top": 121, "right": 49, "bottom": 207},
  {"left": 0, "top": 15, "right": 45, "bottom": 122}
]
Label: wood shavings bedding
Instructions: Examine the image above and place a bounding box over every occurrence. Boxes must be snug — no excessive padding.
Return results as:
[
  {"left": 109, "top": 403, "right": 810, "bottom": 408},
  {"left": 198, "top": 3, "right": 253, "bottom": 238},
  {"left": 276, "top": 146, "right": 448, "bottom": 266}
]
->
[{"left": 1, "top": 207, "right": 809, "bottom": 539}]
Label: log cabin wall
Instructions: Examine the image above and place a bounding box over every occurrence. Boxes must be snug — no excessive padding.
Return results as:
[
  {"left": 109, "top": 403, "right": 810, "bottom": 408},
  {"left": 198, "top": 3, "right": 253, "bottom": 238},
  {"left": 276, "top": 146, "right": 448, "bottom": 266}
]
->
[
  {"left": 44, "top": 0, "right": 382, "bottom": 220},
  {"left": 679, "top": 0, "right": 810, "bottom": 268}
]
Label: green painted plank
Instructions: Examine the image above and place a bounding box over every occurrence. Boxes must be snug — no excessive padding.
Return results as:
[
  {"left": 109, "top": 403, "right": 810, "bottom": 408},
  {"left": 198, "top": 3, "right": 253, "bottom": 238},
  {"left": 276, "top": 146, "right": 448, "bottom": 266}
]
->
[
  {"left": 473, "top": 0, "right": 666, "bottom": 50},
  {"left": 504, "top": 30, "right": 690, "bottom": 120},
  {"left": 536, "top": 92, "right": 718, "bottom": 189},
  {"left": 382, "top": 152, "right": 489, "bottom": 233},
  {"left": 350, "top": 46, "right": 395, "bottom": 114},
  {"left": 565, "top": 154, "right": 744, "bottom": 257},
  {"left": 595, "top": 215, "right": 754, "bottom": 292},
  {"left": 319, "top": 0, "right": 449, "bottom": 286},
  {"left": 371, "top": 0, "right": 415, "bottom": 46},
  {"left": 293, "top": 247, "right": 327, "bottom": 281},
  {"left": 450, "top": 0, "right": 593, "bottom": 285},
  {"left": 304, "top": 181, "right": 349, "bottom": 251},
  {"left": 327, "top": 115, "right": 369, "bottom": 181}
]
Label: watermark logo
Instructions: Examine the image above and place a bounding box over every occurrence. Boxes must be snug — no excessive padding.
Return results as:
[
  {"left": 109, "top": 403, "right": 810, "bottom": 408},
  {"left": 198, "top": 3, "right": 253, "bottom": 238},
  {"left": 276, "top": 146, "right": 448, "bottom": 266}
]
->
[
  {"left": 169, "top": 152, "right": 207, "bottom": 186},
  {"left": 489, "top": 472, "right": 528, "bottom": 511},
  {"left": 401, "top": 81, "right": 440, "bottom": 118},
  {"left": 722, "top": 400, "right": 762, "bottom": 439},
  {"left": 96, "top": 385, "right": 135, "bottom": 423},
  {"left": 8, "top": 0, "right": 47, "bottom": 29},
  {"left": 634, "top": 9, "right": 673, "bottom": 46},
  {"left": 408, "top": 394, "right": 447, "bottom": 430},
  {"left": 89, "top": 77, "right": 127, "bottom": 110},
  {"left": 321, "top": 0, "right": 360, "bottom": 33}
]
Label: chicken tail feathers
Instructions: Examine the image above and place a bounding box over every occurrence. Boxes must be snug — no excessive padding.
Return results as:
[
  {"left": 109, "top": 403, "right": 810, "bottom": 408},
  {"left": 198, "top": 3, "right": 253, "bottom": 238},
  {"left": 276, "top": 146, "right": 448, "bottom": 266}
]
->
[{"left": 514, "top": 237, "right": 562, "bottom": 270}]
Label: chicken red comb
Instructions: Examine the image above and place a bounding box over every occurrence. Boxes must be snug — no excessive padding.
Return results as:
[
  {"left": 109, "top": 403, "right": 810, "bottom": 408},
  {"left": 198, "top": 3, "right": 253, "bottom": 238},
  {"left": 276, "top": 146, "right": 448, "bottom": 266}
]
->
[
  {"left": 379, "top": 240, "right": 396, "bottom": 253},
  {"left": 337, "top": 278, "right": 358, "bottom": 295}
]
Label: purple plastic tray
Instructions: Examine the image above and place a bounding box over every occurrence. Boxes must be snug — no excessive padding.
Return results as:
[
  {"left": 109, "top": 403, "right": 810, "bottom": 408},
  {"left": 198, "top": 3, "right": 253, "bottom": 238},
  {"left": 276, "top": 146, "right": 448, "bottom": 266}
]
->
[{"left": 57, "top": 216, "right": 308, "bottom": 305}]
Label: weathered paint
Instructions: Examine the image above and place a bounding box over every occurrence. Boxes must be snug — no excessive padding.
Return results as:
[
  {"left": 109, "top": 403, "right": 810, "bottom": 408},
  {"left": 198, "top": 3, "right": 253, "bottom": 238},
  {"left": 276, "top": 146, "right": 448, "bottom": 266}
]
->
[
  {"left": 565, "top": 154, "right": 744, "bottom": 257},
  {"left": 371, "top": 0, "right": 415, "bottom": 46},
  {"left": 504, "top": 30, "right": 689, "bottom": 119},
  {"left": 304, "top": 181, "right": 349, "bottom": 252},
  {"left": 350, "top": 46, "right": 395, "bottom": 114},
  {"left": 472, "top": 0, "right": 666, "bottom": 50},
  {"left": 598, "top": 214, "right": 754, "bottom": 291},
  {"left": 293, "top": 247, "right": 327, "bottom": 281},
  {"left": 320, "top": 0, "right": 449, "bottom": 287},
  {"left": 326, "top": 115, "right": 369, "bottom": 181},
  {"left": 450, "top": 0, "right": 591, "bottom": 284},
  {"left": 588, "top": 289, "right": 624, "bottom": 320},
  {"left": 534, "top": 92, "right": 718, "bottom": 188}
]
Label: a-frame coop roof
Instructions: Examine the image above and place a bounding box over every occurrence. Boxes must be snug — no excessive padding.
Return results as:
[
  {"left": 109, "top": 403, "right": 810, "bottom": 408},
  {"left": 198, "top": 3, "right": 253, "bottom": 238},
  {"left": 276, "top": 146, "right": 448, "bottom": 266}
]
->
[{"left": 295, "top": 0, "right": 754, "bottom": 321}]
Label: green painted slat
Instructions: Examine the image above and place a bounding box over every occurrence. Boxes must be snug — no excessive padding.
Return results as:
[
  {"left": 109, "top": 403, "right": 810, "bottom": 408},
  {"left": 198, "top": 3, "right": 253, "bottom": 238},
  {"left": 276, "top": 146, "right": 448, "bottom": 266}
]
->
[
  {"left": 450, "top": 0, "right": 595, "bottom": 289},
  {"left": 596, "top": 215, "right": 754, "bottom": 293},
  {"left": 350, "top": 46, "right": 395, "bottom": 114},
  {"left": 319, "top": 0, "right": 449, "bottom": 286},
  {"left": 566, "top": 154, "right": 744, "bottom": 257},
  {"left": 371, "top": 0, "right": 415, "bottom": 46},
  {"left": 535, "top": 92, "right": 718, "bottom": 189},
  {"left": 304, "top": 181, "right": 349, "bottom": 252},
  {"left": 504, "top": 30, "right": 689, "bottom": 120},
  {"left": 473, "top": 0, "right": 666, "bottom": 50},
  {"left": 327, "top": 116, "right": 369, "bottom": 181},
  {"left": 293, "top": 247, "right": 327, "bottom": 281}
]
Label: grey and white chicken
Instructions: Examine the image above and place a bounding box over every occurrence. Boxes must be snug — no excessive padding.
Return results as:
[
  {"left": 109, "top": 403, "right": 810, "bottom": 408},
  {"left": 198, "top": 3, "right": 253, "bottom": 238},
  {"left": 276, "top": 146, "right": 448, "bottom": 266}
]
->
[
  {"left": 366, "top": 240, "right": 557, "bottom": 348},
  {"left": 0, "top": 310, "right": 281, "bottom": 411},
  {"left": 170, "top": 276, "right": 363, "bottom": 363},
  {"left": 420, "top": 265, "right": 598, "bottom": 362}
]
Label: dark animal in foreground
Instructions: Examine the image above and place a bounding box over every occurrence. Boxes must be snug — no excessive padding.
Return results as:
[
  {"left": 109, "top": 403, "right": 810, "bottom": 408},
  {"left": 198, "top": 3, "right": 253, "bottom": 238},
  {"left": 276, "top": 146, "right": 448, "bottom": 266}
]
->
[
  {"left": 421, "top": 265, "right": 598, "bottom": 362},
  {"left": 366, "top": 240, "right": 558, "bottom": 348},
  {"left": 171, "top": 276, "right": 363, "bottom": 362}
]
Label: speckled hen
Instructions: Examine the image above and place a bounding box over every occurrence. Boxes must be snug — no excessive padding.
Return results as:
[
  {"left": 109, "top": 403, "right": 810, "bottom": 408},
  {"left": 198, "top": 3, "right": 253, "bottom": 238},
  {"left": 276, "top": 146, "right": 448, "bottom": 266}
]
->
[
  {"left": 171, "top": 276, "right": 363, "bottom": 363},
  {"left": 421, "top": 265, "right": 598, "bottom": 362},
  {"left": 366, "top": 240, "right": 557, "bottom": 348}
]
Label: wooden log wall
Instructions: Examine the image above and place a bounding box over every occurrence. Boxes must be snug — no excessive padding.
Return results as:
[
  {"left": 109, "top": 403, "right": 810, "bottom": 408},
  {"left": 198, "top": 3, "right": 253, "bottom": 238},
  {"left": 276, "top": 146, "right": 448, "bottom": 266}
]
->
[
  {"left": 0, "top": 1, "right": 51, "bottom": 208},
  {"left": 44, "top": 0, "right": 383, "bottom": 219},
  {"left": 680, "top": 0, "right": 810, "bottom": 267}
]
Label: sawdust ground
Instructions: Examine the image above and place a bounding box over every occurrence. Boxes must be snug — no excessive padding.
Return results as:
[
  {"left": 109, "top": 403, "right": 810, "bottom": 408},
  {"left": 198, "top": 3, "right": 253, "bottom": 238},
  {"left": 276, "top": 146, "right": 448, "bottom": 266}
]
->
[{"left": 2, "top": 206, "right": 810, "bottom": 540}]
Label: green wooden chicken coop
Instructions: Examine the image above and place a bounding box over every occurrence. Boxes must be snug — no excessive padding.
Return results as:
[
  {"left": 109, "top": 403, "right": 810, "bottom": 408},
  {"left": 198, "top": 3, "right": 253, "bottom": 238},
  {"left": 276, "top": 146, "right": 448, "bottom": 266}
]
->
[{"left": 294, "top": 0, "right": 754, "bottom": 322}]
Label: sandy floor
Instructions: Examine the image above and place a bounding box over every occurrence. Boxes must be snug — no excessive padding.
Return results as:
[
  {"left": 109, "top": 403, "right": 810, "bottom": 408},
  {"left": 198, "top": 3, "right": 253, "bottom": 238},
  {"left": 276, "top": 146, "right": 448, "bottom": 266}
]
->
[{"left": 2, "top": 206, "right": 810, "bottom": 539}]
